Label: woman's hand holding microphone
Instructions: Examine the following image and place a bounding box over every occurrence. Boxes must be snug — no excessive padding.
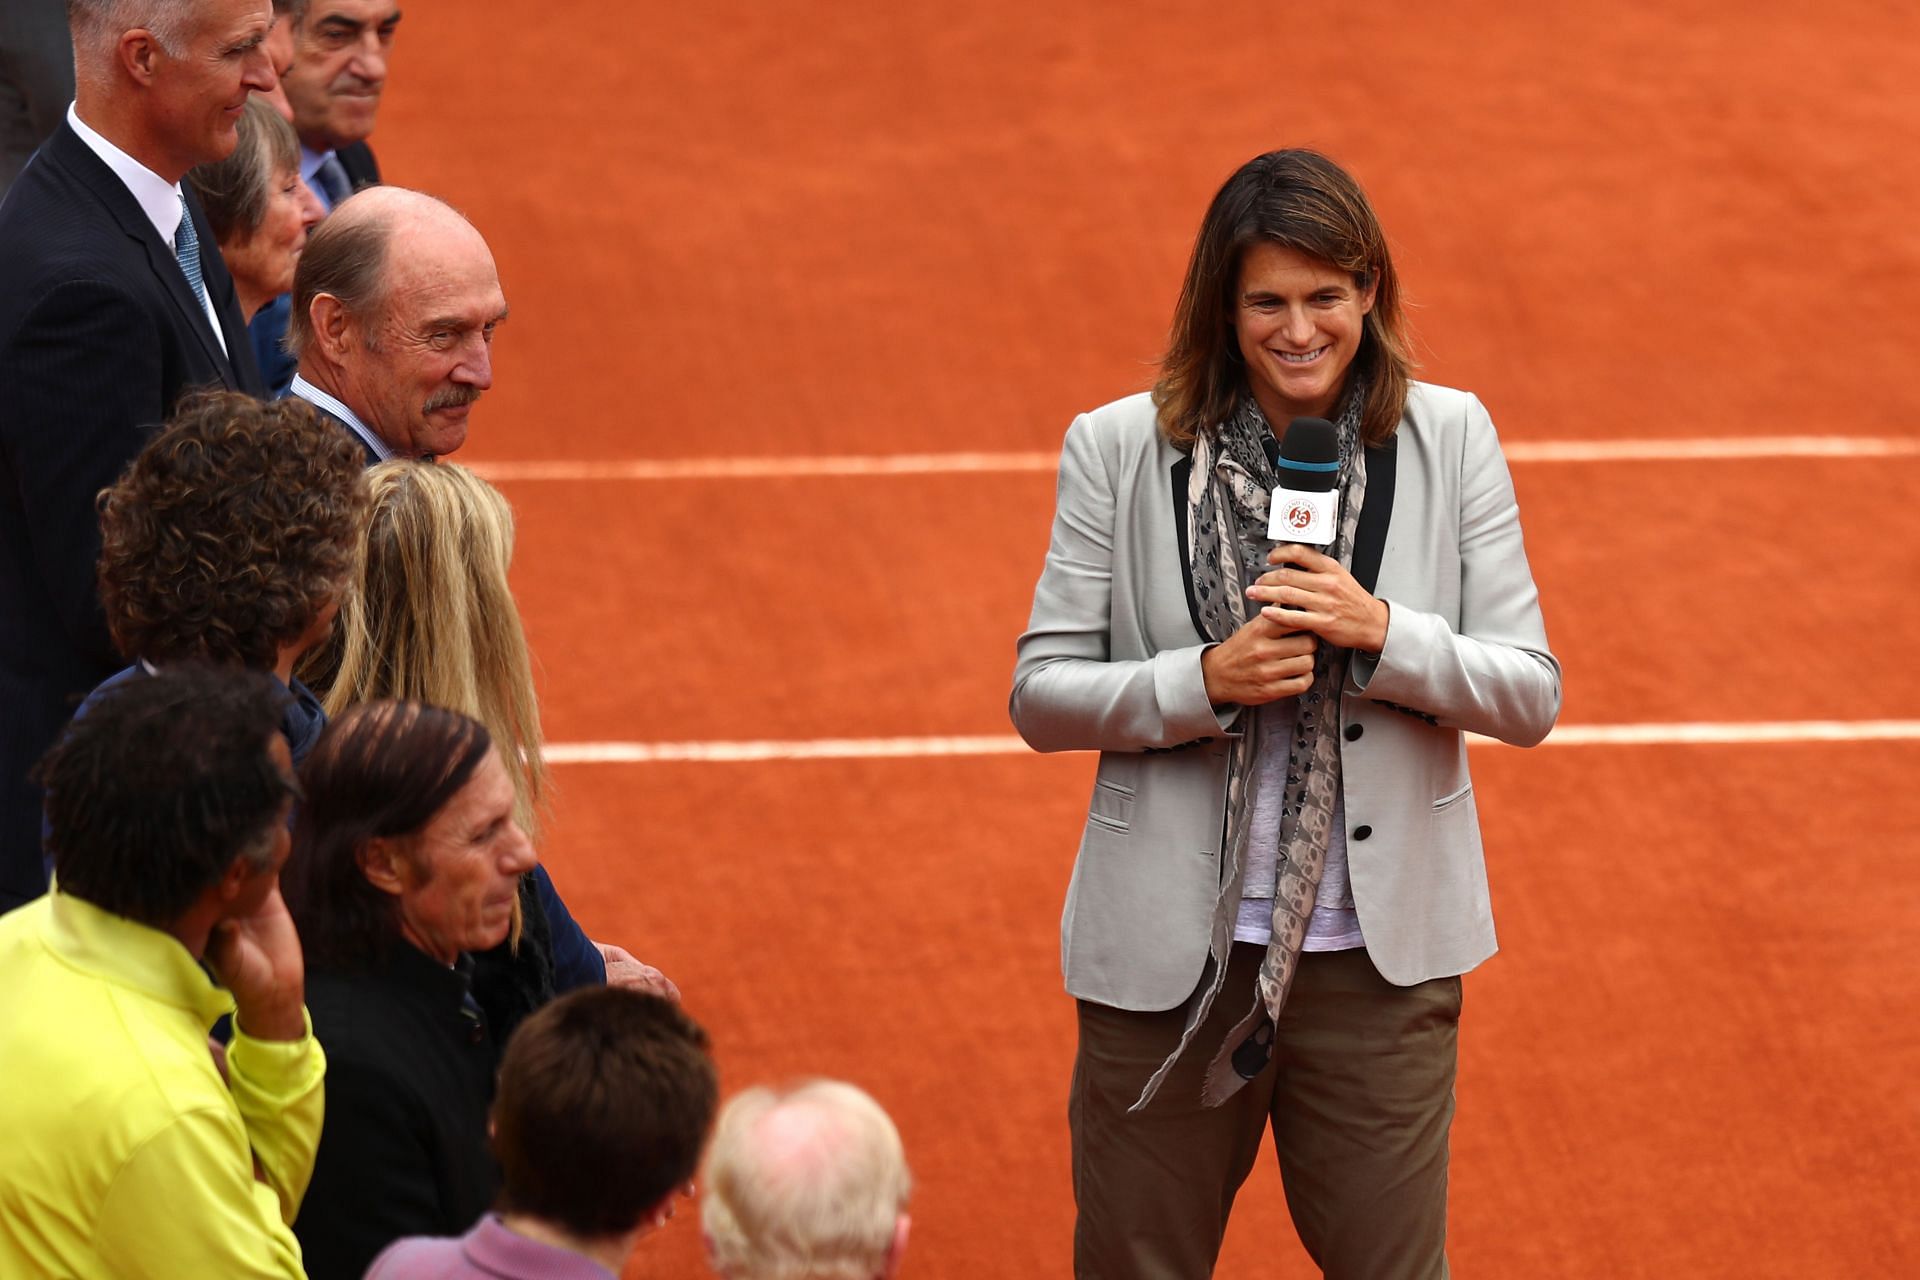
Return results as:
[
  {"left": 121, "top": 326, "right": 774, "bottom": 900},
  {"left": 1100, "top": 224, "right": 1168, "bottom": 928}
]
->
[{"left": 1201, "top": 543, "right": 1389, "bottom": 708}]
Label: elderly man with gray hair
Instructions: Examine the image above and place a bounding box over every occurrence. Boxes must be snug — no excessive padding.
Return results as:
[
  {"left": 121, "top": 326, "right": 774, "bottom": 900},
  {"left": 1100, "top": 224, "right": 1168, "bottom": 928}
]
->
[
  {"left": 284, "top": 184, "right": 507, "bottom": 464},
  {"left": 702, "top": 1080, "right": 913, "bottom": 1280}
]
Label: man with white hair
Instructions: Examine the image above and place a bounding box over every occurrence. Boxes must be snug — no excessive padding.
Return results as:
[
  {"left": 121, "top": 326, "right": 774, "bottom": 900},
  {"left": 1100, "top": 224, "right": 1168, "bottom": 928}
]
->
[
  {"left": 702, "top": 1080, "right": 913, "bottom": 1280},
  {"left": 0, "top": 0, "right": 276, "bottom": 913}
]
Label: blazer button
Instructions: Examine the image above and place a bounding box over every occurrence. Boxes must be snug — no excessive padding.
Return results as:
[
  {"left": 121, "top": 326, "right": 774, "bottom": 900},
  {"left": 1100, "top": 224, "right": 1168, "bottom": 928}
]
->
[
  {"left": 1352, "top": 825, "right": 1372, "bottom": 840},
  {"left": 1344, "top": 724, "right": 1363, "bottom": 741}
]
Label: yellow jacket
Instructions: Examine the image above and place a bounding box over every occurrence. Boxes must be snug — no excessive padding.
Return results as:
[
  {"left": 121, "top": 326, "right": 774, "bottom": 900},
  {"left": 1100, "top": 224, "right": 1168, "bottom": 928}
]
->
[{"left": 0, "top": 892, "right": 326, "bottom": 1278}]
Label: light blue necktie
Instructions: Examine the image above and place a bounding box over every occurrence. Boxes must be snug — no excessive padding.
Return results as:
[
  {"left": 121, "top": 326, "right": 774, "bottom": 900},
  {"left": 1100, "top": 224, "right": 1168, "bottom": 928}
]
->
[{"left": 174, "top": 194, "right": 209, "bottom": 312}]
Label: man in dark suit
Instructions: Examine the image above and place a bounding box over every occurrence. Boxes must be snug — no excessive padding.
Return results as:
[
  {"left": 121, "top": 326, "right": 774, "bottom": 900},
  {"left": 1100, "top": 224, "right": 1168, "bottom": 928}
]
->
[
  {"left": 250, "top": 0, "right": 398, "bottom": 392},
  {"left": 0, "top": 0, "right": 277, "bottom": 911},
  {"left": 285, "top": 186, "right": 507, "bottom": 465}
]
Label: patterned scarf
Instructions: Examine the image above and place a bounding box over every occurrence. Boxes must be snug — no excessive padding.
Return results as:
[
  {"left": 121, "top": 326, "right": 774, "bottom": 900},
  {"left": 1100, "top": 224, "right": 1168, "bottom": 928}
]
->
[{"left": 1130, "top": 386, "right": 1368, "bottom": 1112}]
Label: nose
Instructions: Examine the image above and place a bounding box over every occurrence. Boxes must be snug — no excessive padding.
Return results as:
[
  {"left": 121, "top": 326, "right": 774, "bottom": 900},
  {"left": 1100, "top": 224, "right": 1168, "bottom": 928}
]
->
[
  {"left": 297, "top": 183, "right": 324, "bottom": 229},
  {"left": 1279, "top": 305, "right": 1315, "bottom": 347},
  {"left": 349, "top": 38, "right": 389, "bottom": 88},
  {"left": 502, "top": 822, "right": 538, "bottom": 875},
  {"left": 244, "top": 42, "right": 278, "bottom": 94},
  {"left": 455, "top": 337, "right": 494, "bottom": 392}
]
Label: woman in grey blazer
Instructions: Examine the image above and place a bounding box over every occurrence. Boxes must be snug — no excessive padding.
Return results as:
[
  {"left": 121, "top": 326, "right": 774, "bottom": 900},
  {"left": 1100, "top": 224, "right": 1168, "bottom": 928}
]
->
[{"left": 1011, "top": 151, "right": 1561, "bottom": 1280}]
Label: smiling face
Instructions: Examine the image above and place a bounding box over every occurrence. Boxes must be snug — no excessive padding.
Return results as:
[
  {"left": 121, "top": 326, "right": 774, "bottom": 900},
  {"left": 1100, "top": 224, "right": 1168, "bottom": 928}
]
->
[
  {"left": 388, "top": 751, "right": 536, "bottom": 966},
  {"left": 1232, "top": 240, "right": 1377, "bottom": 427},
  {"left": 222, "top": 161, "right": 326, "bottom": 313},
  {"left": 339, "top": 212, "right": 507, "bottom": 458},
  {"left": 282, "top": 0, "right": 402, "bottom": 151},
  {"left": 145, "top": 0, "right": 279, "bottom": 177}
]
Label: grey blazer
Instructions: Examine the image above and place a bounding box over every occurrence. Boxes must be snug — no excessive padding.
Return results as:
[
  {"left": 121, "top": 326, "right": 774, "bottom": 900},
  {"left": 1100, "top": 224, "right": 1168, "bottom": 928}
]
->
[{"left": 1010, "top": 383, "right": 1561, "bottom": 1012}]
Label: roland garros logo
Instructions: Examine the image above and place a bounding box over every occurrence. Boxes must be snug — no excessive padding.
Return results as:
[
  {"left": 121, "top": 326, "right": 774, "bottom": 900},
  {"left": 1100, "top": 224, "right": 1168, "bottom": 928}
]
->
[{"left": 1282, "top": 500, "right": 1316, "bottom": 531}]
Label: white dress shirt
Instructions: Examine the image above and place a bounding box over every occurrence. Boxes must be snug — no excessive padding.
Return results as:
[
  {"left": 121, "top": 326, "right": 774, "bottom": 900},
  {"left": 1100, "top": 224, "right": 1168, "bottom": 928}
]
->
[{"left": 65, "top": 103, "right": 228, "bottom": 357}]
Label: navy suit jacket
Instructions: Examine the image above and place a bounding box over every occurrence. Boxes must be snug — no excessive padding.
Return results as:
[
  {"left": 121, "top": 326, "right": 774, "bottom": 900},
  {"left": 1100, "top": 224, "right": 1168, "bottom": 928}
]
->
[{"left": 0, "top": 119, "right": 262, "bottom": 907}]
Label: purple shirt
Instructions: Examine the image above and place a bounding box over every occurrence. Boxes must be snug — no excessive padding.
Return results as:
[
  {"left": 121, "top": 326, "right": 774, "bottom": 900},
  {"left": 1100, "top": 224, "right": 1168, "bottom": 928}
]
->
[{"left": 362, "top": 1215, "right": 616, "bottom": 1280}]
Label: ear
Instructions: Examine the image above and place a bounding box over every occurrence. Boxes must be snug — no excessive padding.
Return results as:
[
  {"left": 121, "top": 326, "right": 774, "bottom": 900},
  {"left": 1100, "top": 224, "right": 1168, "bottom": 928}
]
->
[
  {"left": 214, "top": 855, "right": 256, "bottom": 905},
  {"left": 1357, "top": 272, "right": 1379, "bottom": 317},
  {"left": 880, "top": 1213, "right": 911, "bottom": 1280},
  {"left": 310, "top": 293, "right": 356, "bottom": 362},
  {"left": 357, "top": 835, "right": 410, "bottom": 898},
  {"left": 119, "top": 31, "right": 165, "bottom": 86}
]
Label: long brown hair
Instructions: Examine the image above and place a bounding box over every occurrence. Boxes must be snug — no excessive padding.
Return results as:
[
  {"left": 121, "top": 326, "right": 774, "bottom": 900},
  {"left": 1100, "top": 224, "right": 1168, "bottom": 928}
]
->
[{"left": 1153, "top": 149, "right": 1414, "bottom": 448}]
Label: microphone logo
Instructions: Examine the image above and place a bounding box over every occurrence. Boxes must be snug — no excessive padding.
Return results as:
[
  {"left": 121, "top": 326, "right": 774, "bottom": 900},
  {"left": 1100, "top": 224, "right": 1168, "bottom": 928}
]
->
[{"left": 1282, "top": 500, "right": 1316, "bottom": 532}]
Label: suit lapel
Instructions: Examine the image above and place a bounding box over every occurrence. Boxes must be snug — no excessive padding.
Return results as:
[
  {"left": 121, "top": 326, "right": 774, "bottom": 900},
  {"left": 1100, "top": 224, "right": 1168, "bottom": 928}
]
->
[
  {"left": 51, "top": 124, "right": 241, "bottom": 390},
  {"left": 1350, "top": 436, "right": 1397, "bottom": 595},
  {"left": 1169, "top": 454, "right": 1208, "bottom": 642}
]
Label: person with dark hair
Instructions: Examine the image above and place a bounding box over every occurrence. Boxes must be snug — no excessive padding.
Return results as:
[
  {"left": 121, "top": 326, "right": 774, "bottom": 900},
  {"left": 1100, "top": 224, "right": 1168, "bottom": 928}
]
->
[
  {"left": 280, "top": 0, "right": 393, "bottom": 210},
  {"left": 58, "top": 389, "right": 366, "bottom": 792},
  {"left": 187, "top": 94, "right": 324, "bottom": 321},
  {"left": 1010, "top": 149, "right": 1563, "bottom": 1277},
  {"left": 286, "top": 184, "right": 505, "bottom": 463},
  {"left": 285, "top": 699, "right": 539, "bottom": 1280},
  {"left": 0, "top": 0, "right": 276, "bottom": 911},
  {"left": 366, "top": 988, "right": 718, "bottom": 1279},
  {"left": 0, "top": 666, "right": 322, "bottom": 1278}
]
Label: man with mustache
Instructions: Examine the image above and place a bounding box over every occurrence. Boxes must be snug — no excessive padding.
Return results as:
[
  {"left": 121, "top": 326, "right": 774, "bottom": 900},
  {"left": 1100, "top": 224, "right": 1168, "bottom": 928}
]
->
[
  {"left": 286, "top": 185, "right": 506, "bottom": 462},
  {"left": 0, "top": 0, "right": 275, "bottom": 912}
]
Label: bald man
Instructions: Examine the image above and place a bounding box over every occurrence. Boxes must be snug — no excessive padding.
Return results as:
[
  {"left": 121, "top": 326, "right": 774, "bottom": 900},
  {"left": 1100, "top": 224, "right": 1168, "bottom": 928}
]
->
[
  {"left": 701, "top": 1081, "right": 913, "bottom": 1280},
  {"left": 284, "top": 185, "right": 507, "bottom": 462},
  {"left": 0, "top": 0, "right": 276, "bottom": 910}
]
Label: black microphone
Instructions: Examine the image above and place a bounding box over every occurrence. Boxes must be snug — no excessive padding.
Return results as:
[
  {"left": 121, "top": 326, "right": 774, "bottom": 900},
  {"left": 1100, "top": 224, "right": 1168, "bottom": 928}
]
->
[{"left": 1265, "top": 417, "right": 1340, "bottom": 547}]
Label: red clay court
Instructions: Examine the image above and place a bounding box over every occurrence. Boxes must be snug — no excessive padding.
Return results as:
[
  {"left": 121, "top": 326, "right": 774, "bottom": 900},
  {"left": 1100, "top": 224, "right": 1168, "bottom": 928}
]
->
[{"left": 376, "top": 3, "right": 1919, "bottom": 1275}]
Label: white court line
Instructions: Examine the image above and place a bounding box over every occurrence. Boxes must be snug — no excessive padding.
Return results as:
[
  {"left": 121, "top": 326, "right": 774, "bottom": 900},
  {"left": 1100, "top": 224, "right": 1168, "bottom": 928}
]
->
[
  {"left": 471, "top": 436, "right": 1920, "bottom": 483},
  {"left": 542, "top": 720, "right": 1920, "bottom": 764}
]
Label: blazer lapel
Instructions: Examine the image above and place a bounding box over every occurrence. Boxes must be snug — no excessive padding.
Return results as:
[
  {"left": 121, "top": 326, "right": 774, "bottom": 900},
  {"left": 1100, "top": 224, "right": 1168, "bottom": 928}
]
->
[
  {"left": 53, "top": 124, "right": 240, "bottom": 389},
  {"left": 1350, "top": 436, "right": 1398, "bottom": 595}
]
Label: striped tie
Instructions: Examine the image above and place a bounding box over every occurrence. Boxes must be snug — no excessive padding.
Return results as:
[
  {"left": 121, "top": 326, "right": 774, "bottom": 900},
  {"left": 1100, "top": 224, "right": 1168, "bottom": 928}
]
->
[{"left": 175, "top": 194, "right": 209, "bottom": 312}]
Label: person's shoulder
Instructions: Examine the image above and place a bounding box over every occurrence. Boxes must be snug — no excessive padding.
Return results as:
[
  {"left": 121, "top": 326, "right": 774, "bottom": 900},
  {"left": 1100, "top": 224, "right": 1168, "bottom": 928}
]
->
[
  {"left": 1067, "top": 390, "right": 1166, "bottom": 459},
  {"left": 1403, "top": 380, "right": 1482, "bottom": 420},
  {"left": 1081, "top": 389, "right": 1160, "bottom": 431},
  {"left": 1398, "top": 380, "right": 1498, "bottom": 443},
  {"left": 363, "top": 1232, "right": 470, "bottom": 1279}
]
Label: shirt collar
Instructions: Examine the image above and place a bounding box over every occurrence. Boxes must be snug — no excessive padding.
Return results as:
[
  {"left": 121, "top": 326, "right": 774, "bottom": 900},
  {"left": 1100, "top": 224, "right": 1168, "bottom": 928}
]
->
[
  {"left": 43, "top": 892, "right": 234, "bottom": 1028},
  {"left": 290, "top": 374, "right": 396, "bottom": 461},
  {"left": 67, "top": 102, "right": 186, "bottom": 248}
]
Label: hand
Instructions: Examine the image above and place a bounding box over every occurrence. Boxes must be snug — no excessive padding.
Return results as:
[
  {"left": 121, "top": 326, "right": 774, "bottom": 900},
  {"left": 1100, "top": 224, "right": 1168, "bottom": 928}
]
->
[
  {"left": 595, "top": 942, "right": 681, "bottom": 1002},
  {"left": 1247, "top": 544, "right": 1390, "bottom": 653},
  {"left": 1200, "top": 612, "right": 1318, "bottom": 707},
  {"left": 206, "top": 882, "right": 307, "bottom": 1043}
]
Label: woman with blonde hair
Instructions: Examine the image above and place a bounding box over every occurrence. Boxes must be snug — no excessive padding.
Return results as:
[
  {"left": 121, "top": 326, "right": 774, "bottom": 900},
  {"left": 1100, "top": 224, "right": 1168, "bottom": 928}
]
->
[{"left": 313, "top": 459, "right": 674, "bottom": 1029}]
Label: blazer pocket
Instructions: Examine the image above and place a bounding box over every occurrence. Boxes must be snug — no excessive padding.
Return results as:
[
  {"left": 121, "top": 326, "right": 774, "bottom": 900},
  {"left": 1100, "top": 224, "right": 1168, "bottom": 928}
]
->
[
  {"left": 1089, "top": 778, "right": 1135, "bottom": 831},
  {"left": 1432, "top": 780, "right": 1474, "bottom": 812}
]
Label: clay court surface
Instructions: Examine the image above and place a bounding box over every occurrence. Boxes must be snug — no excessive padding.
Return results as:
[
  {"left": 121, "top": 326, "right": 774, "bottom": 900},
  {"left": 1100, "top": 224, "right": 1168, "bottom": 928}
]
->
[{"left": 377, "top": 3, "right": 1917, "bottom": 1275}]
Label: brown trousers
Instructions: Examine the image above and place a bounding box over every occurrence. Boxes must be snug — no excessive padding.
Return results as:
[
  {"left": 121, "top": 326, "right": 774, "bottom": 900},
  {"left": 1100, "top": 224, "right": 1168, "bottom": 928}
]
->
[{"left": 1070, "top": 944, "right": 1461, "bottom": 1280}]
